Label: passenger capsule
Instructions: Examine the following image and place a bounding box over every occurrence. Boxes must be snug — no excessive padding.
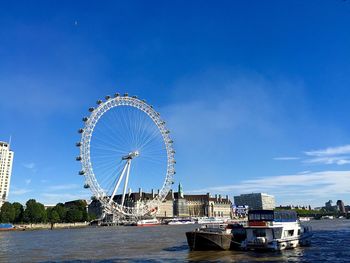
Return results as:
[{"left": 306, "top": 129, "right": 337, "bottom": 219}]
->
[
  {"left": 165, "top": 130, "right": 170, "bottom": 134},
  {"left": 79, "top": 170, "right": 85, "bottom": 175},
  {"left": 132, "top": 95, "right": 137, "bottom": 99},
  {"left": 89, "top": 107, "right": 94, "bottom": 112},
  {"left": 78, "top": 128, "right": 84, "bottom": 134},
  {"left": 84, "top": 184, "right": 90, "bottom": 189},
  {"left": 124, "top": 93, "right": 129, "bottom": 97},
  {"left": 168, "top": 140, "right": 174, "bottom": 144},
  {"left": 105, "top": 95, "right": 111, "bottom": 100},
  {"left": 76, "top": 142, "right": 82, "bottom": 147},
  {"left": 96, "top": 100, "right": 103, "bottom": 105},
  {"left": 76, "top": 156, "right": 82, "bottom": 161},
  {"left": 171, "top": 150, "right": 175, "bottom": 154},
  {"left": 82, "top": 117, "right": 88, "bottom": 122},
  {"left": 114, "top": 93, "right": 120, "bottom": 97}
]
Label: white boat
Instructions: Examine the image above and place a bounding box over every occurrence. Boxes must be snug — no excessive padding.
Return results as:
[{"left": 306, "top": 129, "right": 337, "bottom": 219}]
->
[
  {"left": 241, "top": 210, "right": 312, "bottom": 251},
  {"left": 299, "top": 217, "right": 311, "bottom": 222},
  {"left": 167, "top": 218, "right": 195, "bottom": 225},
  {"left": 321, "top": 215, "right": 334, "bottom": 220},
  {"left": 197, "top": 217, "right": 227, "bottom": 224},
  {"left": 136, "top": 218, "right": 160, "bottom": 226}
]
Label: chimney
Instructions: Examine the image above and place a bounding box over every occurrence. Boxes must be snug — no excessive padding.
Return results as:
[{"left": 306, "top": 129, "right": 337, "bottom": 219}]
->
[
  {"left": 139, "top": 187, "right": 142, "bottom": 196},
  {"left": 219, "top": 194, "right": 222, "bottom": 202},
  {"left": 215, "top": 194, "right": 218, "bottom": 201},
  {"left": 226, "top": 195, "right": 229, "bottom": 201},
  {"left": 151, "top": 189, "right": 154, "bottom": 198}
]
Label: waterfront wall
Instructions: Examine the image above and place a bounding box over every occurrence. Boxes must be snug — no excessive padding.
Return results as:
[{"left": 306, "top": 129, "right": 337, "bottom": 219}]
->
[{"left": 15, "top": 222, "right": 89, "bottom": 230}]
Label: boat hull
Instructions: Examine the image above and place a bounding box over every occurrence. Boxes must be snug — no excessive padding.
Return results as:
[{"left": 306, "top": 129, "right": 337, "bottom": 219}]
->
[{"left": 186, "top": 231, "right": 232, "bottom": 250}]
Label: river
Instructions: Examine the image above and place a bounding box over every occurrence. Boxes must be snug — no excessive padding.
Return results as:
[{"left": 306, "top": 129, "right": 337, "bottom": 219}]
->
[{"left": 0, "top": 219, "right": 349, "bottom": 262}]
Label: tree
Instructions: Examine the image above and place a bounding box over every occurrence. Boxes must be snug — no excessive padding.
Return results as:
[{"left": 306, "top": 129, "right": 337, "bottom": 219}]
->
[
  {"left": 12, "top": 202, "right": 24, "bottom": 223},
  {"left": 23, "top": 199, "right": 47, "bottom": 223},
  {"left": 0, "top": 202, "right": 15, "bottom": 223},
  {"left": 54, "top": 203, "right": 67, "bottom": 222},
  {"left": 47, "top": 208, "right": 60, "bottom": 229},
  {"left": 65, "top": 208, "right": 83, "bottom": 223}
]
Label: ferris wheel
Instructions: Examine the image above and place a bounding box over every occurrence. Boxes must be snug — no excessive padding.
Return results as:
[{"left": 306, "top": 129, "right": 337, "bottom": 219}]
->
[{"left": 76, "top": 93, "right": 175, "bottom": 217}]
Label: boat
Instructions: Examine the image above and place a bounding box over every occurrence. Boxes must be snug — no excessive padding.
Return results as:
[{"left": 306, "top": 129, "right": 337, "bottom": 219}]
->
[
  {"left": 186, "top": 223, "right": 246, "bottom": 250},
  {"left": 241, "top": 210, "right": 313, "bottom": 251},
  {"left": 0, "top": 223, "right": 15, "bottom": 231},
  {"left": 197, "top": 217, "right": 227, "bottom": 224},
  {"left": 299, "top": 217, "right": 311, "bottom": 222},
  {"left": 136, "top": 218, "right": 160, "bottom": 226},
  {"left": 167, "top": 218, "right": 196, "bottom": 225}
]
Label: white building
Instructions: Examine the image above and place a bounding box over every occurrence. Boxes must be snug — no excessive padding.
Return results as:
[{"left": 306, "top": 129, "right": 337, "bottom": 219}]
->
[
  {"left": 0, "top": 141, "right": 14, "bottom": 207},
  {"left": 234, "top": 193, "right": 275, "bottom": 210}
]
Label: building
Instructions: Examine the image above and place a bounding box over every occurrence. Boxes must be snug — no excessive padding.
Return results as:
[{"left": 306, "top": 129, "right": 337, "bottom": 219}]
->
[
  {"left": 0, "top": 141, "right": 14, "bottom": 208},
  {"left": 234, "top": 193, "right": 275, "bottom": 210},
  {"left": 88, "top": 183, "right": 233, "bottom": 220},
  {"left": 336, "top": 200, "right": 346, "bottom": 213}
]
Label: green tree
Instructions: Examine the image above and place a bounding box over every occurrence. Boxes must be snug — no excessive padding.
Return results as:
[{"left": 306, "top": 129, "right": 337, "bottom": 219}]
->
[
  {"left": 0, "top": 202, "right": 15, "bottom": 223},
  {"left": 47, "top": 208, "right": 60, "bottom": 229},
  {"left": 65, "top": 208, "right": 83, "bottom": 223},
  {"left": 12, "top": 202, "right": 24, "bottom": 223},
  {"left": 54, "top": 203, "right": 67, "bottom": 222},
  {"left": 23, "top": 199, "right": 47, "bottom": 223}
]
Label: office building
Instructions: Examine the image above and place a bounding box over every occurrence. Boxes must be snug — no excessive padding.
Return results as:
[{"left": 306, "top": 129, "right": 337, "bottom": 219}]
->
[
  {"left": 234, "top": 193, "right": 275, "bottom": 210},
  {"left": 0, "top": 141, "right": 14, "bottom": 208}
]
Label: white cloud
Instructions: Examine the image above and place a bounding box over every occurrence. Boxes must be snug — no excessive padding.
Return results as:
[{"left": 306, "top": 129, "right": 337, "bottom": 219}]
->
[
  {"left": 11, "top": 188, "right": 31, "bottom": 195},
  {"left": 23, "top": 162, "right": 35, "bottom": 169},
  {"left": 303, "top": 157, "right": 350, "bottom": 166},
  {"left": 48, "top": 184, "right": 80, "bottom": 191},
  {"left": 305, "top": 145, "right": 350, "bottom": 157},
  {"left": 25, "top": 179, "right": 31, "bottom": 185},
  {"left": 41, "top": 192, "right": 90, "bottom": 204},
  {"left": 188, "top": 170, "right": 350, "bottom": 205},
  {"left": 273, "top": 157, "right": 300, "bottom": 161}
]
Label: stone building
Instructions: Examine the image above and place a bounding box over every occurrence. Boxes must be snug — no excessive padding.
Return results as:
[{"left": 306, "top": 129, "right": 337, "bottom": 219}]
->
[{"left": 88, "top": 183, "right": 233, "bottom": 220}]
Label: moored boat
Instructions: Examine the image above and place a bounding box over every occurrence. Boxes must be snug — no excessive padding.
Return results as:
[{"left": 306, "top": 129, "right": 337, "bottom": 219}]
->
[
  {"left": 241, "top": 210, "right": 312, "bottom": 251},
  {"left": 136, "top": 218, "right": 160, "bottom": 226},
  {"left": 0, "top": 223, "right": 15, "bottom": 231},
  {"left": 197, "top": 217, "right": 227, "bottom": 224},
  {"left": 167, "top": 218, "right": 195, "bottom": 225},
  {"left": 186, "top": 223, "right": 246, "bottom": 250}
]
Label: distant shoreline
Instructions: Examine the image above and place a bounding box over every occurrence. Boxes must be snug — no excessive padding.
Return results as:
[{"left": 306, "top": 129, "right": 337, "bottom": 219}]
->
[{"left": 13, "top": 222, "right": 89, "bottom": 231}]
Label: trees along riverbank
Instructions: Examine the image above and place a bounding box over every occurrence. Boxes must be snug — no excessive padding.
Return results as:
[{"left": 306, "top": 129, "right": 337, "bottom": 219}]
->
[{"left": 0, "top": 199, "right": 96, "bottom": 229}]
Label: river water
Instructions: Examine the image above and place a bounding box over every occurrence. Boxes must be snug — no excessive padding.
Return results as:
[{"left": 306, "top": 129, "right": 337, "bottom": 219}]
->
[{"left": 0, "top": 219, "right": 349, "bottom": 262}]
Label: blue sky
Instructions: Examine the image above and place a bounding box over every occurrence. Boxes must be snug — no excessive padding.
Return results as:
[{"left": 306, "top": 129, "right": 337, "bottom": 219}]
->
[{"left": 1, "top": 0, "right": 350, "bottom": 207}]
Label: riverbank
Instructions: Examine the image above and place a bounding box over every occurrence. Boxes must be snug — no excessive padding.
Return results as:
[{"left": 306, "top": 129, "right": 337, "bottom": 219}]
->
[{"left": 14, "top": 222, "right": 89, "bottom": 230}]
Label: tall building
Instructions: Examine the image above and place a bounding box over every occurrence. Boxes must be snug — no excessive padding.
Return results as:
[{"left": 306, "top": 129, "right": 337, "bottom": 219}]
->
[
  {"left": 336, "top": 200, "right": 346, "bottom": 213},
  {"left": 234, "top": 193, "right": 275, "bottom": 210},
  {"left": 0, "top": 141, "right": 14, "bottom": 207}
]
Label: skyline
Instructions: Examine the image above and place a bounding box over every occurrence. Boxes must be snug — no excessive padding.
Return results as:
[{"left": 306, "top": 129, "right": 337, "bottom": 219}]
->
[{"left": 1, "top": 1, "right": 350, "bottom": 206}]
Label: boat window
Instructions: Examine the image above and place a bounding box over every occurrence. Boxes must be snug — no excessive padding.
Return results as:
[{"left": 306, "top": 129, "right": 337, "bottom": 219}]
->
[
  {"left": 284, "top": 230, "right": 294, "bottom": 237},
  {"left": 273, "top": 228, "right": 282, "bottom": 239},
  {"left": 253, "top": 229, "right": 266, "bottom": 237}
]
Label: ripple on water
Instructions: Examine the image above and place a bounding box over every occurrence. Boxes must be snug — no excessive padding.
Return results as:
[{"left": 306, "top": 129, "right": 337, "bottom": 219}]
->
[{"left": 0, "top": 220, "right": 349, "bottom": 262}]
